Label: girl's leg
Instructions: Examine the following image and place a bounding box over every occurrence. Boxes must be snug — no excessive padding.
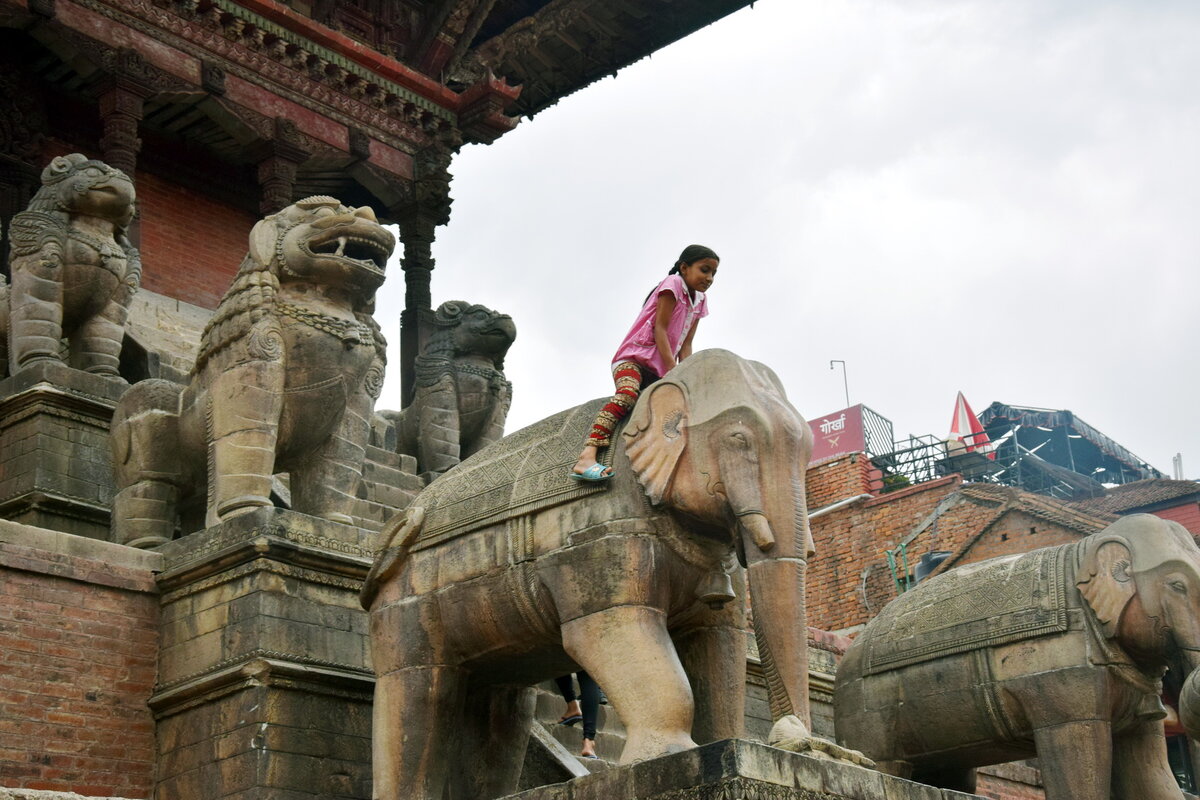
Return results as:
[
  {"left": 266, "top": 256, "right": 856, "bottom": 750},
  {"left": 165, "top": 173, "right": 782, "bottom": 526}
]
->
[
  {"left": 573, "top": 363, "right": 645, "bottom": 475},
  {"left": 555, "top": 675, "right": 581, "bottom": 723},
  {"left": 578, "top": 670, "right": 601, "bottom": 757}
]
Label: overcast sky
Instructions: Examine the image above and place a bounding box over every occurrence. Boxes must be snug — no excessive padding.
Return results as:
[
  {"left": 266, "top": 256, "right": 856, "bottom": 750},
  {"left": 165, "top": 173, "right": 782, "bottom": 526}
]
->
[{"left": 375, "top": 0, "right": 1200, "bottom": 479}]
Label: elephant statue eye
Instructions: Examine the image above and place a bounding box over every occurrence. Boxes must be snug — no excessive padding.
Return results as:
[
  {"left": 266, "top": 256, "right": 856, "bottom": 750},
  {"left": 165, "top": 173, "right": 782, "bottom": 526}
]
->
[
  {"left": 727, "top": 430, "right": 750, "bottom": 449},
  {"left": 1169, "top": 579, "right": 1188, "bottom": 594}
]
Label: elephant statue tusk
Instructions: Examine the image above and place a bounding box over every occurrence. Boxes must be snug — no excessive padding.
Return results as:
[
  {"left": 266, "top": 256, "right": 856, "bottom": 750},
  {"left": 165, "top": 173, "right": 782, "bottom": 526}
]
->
[{"left": 737, "top": 511, "right": 776, "bottom": 552}]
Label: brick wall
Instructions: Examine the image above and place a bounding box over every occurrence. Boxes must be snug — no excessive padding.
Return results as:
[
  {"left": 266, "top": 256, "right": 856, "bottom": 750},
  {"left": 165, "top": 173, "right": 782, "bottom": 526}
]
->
[
  {"left": 805, "top": 454, "right": 873, "bottom": 511},
  {"left": 0, "top": 524, "right": 161, "bottom": 798},
  {"left": 948, "top": 509, "right": 1082, "bottom": 566},
  {"left": 136, "top": 170, "right": 257, "bottom": 310},
  {"left": 1153, "top": 502, "right": 1200, "bottom": 536},
  {"left": 806, "top": 457, "right": 1112, "bottom": 634},
  {"left": 806, "top": 467, "right": 961, "bottom": 634},
  {"left": 976, "top": 763, "right": 1045, "bottom": 800}
]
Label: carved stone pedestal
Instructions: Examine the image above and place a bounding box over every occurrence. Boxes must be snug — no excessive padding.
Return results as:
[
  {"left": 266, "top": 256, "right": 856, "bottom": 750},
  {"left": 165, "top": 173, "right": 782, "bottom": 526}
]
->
[
  {"left": 148, "top": 508, "right": 377, "bottom": 800},
  {"left": 507, "top": 739, "right": 981, "bottom": 800},
  {"left": 0, "top": 362, "right": 127, "bottom": 539}
]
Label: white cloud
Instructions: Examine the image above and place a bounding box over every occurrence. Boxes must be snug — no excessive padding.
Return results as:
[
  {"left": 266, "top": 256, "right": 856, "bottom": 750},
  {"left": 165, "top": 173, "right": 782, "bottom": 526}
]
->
[{"left": 376, "top": 0, "right": 1200, "bottom": 476}]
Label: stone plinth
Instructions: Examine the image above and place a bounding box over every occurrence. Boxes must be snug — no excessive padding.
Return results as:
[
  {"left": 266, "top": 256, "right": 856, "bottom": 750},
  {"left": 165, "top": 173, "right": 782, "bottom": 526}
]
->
[
  {"left": 148, "top": 508, "right": 376, "bottom": 800},
  {"left": 0, "top": 362, "right": 128, "bottom": 540},
  {"left": 507, "top": 739, "right": 981, "bottom": 800}
]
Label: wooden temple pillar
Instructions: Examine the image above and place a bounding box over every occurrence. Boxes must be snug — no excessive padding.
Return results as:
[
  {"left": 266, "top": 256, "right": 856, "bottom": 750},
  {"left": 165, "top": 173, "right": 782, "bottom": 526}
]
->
[
  {"left": 254, "top": 118, "right": 310, "bottom": 216},
  {"left": 392, "top": 142, "right": 455, "bottom": 407}
]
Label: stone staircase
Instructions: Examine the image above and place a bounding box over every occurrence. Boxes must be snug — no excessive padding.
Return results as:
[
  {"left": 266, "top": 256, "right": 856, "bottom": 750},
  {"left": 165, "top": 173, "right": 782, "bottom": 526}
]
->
[
  {"left": 516, "top": 680, "right": 628, "bottom": 790},
  {"left": 353, "top": 444, "right": 425, "bottom": 531}
]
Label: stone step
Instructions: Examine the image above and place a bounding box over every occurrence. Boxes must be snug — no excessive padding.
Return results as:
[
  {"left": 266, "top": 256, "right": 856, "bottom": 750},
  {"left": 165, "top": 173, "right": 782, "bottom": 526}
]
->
[
  {"left": 362, "top": 459, "right": 424, "bottom": 493},
  {"left": 532, "top": 682, "right": 625, "bottom": 765},
  {"left": 364, "top": 443, "right": 401, "bottom": 469}
]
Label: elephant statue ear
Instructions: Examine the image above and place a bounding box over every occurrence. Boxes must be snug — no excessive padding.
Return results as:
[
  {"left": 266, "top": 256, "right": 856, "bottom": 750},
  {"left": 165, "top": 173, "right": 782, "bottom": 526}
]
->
[
  {"left": 1077, "top": 539, "right": 1136, "bottom": 639},
  {"left": 622, "top": 380, "right": 688, "bottom": 505}
]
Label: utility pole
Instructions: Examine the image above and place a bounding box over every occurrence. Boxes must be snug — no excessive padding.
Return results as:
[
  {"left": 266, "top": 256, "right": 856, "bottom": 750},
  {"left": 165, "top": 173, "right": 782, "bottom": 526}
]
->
[{"left": 830, "top": 360, "right": 849, "bottom": 408}]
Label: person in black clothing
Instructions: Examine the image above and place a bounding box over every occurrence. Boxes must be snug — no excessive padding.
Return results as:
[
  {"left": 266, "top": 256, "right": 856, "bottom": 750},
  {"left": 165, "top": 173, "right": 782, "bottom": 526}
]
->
[{"left": 554, "top": 672, "right": 601, "bottom": 758}]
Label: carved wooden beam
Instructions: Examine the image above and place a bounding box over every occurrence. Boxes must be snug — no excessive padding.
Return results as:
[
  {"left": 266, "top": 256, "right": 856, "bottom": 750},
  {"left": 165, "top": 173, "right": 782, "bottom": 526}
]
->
[
  {"left": 412, "top": 0, "right": 498, "bottom": 78},
  {"left": 250, "top": 118, "right": 311, "bottom": 216}
]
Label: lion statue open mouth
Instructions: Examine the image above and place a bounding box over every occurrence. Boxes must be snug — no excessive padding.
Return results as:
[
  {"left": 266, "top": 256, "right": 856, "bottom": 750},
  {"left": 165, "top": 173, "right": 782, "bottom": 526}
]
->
[{"left": 111, "top": 197, "right": 396, "bottom": 547}]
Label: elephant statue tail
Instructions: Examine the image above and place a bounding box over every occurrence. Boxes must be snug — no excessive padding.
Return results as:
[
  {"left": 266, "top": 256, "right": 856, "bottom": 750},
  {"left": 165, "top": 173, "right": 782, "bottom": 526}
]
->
[{"left": 361, "top": 506, "right": 425, "bottom": 609}]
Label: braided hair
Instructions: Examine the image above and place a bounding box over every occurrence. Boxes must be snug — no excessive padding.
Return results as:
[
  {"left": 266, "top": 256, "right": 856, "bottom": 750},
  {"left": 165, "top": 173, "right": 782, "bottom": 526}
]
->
[{"left": 645, "top": 244, "right": 719, "bottom": 302}]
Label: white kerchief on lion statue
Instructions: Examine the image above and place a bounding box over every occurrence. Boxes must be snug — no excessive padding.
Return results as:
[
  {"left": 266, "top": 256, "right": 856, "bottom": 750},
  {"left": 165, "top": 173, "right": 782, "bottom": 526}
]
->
[{"left": 110, "top": 196, "right": 395, "bottom": 547}]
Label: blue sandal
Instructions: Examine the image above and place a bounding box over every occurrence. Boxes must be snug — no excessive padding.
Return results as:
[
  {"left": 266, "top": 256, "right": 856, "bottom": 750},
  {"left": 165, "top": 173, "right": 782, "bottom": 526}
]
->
[{"left": 569, "top": 463, "right": 612, "bottom": 482}]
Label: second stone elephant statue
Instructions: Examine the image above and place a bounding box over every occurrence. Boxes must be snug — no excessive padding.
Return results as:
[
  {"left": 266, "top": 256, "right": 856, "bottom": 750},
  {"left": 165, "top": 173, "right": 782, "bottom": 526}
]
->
[
  {"left": 835, "top": 514, "right": 1200, "bottom": 800},
  {"left": 361, "top": 349, "right": 816, "bottom": 800}
]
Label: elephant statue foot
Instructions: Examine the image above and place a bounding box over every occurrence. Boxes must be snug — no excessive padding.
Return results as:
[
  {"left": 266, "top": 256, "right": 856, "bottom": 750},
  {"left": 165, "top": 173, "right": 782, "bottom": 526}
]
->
[{"left": 768, "top": 715, "right": 875, "bottom": 768}]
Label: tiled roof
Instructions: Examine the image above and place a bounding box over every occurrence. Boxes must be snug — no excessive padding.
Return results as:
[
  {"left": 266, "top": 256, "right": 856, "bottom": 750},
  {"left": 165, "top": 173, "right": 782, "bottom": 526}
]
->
[
  {"left": 1068, "top": 478, "right": 1200, "bottom": 515},
  {"left": 931, "top": 483, "right": 1116, "bottom": 577},
  {"left": 960, "top": 482, "right": 1118, "bottom": 532}
]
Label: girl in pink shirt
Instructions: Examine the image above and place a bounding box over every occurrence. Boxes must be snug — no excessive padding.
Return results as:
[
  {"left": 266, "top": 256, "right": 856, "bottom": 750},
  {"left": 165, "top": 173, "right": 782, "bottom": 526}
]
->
[{"left": 571, "top": 244, "right": 719, "bottom": 481}]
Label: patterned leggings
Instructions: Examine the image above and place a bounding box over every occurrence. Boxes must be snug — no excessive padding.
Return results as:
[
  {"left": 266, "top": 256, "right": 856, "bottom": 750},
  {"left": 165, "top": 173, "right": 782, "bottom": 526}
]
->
[{"left": 585, "top": 361, "right": 649, "bottom": 448}]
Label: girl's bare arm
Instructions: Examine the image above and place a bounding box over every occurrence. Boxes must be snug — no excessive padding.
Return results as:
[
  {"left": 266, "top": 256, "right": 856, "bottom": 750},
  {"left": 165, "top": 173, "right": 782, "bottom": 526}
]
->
[
  {"left": 678, "top": 319, "right": 699, "bottom": 362},
  {"left": 653, "top": 292, "right": 678, "bottom": 373}
]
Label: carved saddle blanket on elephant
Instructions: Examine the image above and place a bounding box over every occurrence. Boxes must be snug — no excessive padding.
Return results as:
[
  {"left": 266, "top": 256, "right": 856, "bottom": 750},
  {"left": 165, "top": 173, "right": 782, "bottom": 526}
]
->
[
  {"left": 864, "top": 543, "right": 1074, "bottom": 675},
  {"left": 410, "top": 399, "right": 619, "bottom": 552}
]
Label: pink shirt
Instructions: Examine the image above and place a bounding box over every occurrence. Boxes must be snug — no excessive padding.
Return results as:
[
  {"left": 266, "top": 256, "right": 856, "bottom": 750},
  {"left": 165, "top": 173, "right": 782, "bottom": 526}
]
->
[{"left": 611, "top": 274, "right": 709, "bottom": 377}]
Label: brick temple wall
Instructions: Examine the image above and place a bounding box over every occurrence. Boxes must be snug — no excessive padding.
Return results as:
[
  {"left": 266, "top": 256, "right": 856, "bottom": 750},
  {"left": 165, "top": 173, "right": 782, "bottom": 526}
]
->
[
  {"left": 0, "top": 523, "right": 161, "bottom": 798},
  {"left": 806, "top": 473, "right": 961, "bottom": 634},
  {"left": 136, "top": 170, "right": 257, "bottom": 310}
]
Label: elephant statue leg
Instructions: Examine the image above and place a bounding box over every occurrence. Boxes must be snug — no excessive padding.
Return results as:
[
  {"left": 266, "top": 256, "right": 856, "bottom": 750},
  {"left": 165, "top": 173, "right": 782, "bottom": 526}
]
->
[
  {"left": 1034, "top": 720, "right": 1112, "bottom": 800},
  {"left": 370, "top": 597, "right": 468, "bottom": 800},
  {"left": 449, "top": 683, "right": 537, "bottom": 800},
  {"left": 72, "top": 294, "right": 130, "bottom": 376},
  {"left": 562, "top": 605, "right": 697, "bottom": 764},
  {"left": 1112, "top": 720, "right": 1186, "bottom": 800},
  {"left": 9, "top": 251, "right": 64, "bottom": 370},
  {"left": 204, "top": 360, "right": 284, "bottom": 527},
  {"left": 673, "top": 587, "right": 747, "bottom": 744},
  {"left": 290, "top": 383, "right": 371, "bottom": 524}
]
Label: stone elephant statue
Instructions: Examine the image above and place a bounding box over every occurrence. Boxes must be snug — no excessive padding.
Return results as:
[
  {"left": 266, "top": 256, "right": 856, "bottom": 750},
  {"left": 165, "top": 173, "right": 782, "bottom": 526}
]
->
[
  {"left": 381, "top": 299, "right": 515, "bottom": 479},
  {"left": 110, "top": 196, "right": 394, "bottom": 547},
  {"left": 6, "top": 154, "right": 140, "bottom": 378},
  {"left": 834, "top": 514, "right": 1200, "bottom": 800},
  {"left": 361, "top": 349, "right": 817, "bottom": 800}
]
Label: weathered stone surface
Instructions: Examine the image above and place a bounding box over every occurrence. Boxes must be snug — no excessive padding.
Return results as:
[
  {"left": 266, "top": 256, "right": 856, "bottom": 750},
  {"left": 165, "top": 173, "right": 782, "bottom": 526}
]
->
[
  {"left": 4, "top": 155, "right": 140, "bottom": 380},
  {"left": 836, "top": 514, "right": 1200, "bottom": 799},
  {"left": 123, "top": 288, "right": 211, "bottom": 378},
  {"left": 503, "top": 740, "right": 981, "bottom": 800},
  {"left": 384, "top": 299, "right": 516, "bottom": 478},
  {"left": 0, "top": 361, "right": 128, "bottom": 538},
  {"left": 364, "top": 350, "right": 831, "bottom": 800},
  {"left": 110, "top": 197, "right": 396, "bottom": 548},
  {"left": 151, "top": 508, "right": 374, "bottom": 799}
]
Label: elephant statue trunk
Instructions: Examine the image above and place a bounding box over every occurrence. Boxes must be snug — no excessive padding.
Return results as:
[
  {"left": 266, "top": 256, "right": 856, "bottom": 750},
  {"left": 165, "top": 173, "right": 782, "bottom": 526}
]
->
[{"left": 709, "top": 405, "right": 815, "bottom": 731}]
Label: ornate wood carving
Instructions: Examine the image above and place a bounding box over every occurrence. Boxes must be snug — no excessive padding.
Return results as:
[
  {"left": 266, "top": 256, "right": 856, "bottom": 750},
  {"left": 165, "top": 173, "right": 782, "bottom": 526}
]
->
[
  {"left": 201, "top": 61, "right": 226, "bottom": 95},
  {"left": 253, "top": 118, "right": 311, "bottom": 216},
  {"left": 68, "top": 0, "right": 454, "bottom": 155}
]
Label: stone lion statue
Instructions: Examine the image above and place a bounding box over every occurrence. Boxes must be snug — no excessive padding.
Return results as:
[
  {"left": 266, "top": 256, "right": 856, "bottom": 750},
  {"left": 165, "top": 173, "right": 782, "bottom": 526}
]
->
[
  {"left": 110, "top": 196, "right": 395, "bottom": 547},
  {"left": 385, "top": 300, "right": 515, "bottom": 479},
  {"left": 6, "top": 154, "right": 140, "bottom": 378}
]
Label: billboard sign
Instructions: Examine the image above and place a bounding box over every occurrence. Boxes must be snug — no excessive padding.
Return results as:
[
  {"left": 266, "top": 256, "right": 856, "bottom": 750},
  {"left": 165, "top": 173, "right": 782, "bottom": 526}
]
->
[{"left": 809, "top": 404, "right": 866, "bottom": 463}]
